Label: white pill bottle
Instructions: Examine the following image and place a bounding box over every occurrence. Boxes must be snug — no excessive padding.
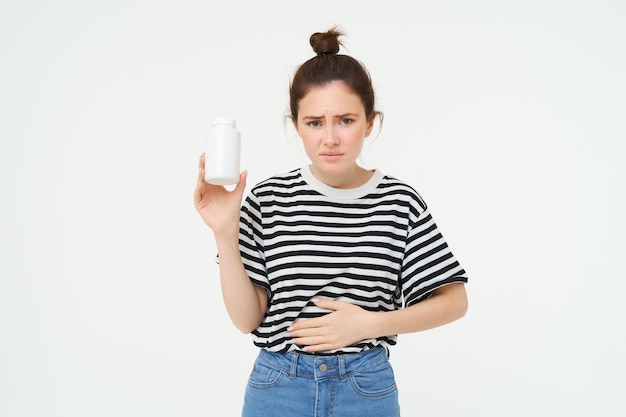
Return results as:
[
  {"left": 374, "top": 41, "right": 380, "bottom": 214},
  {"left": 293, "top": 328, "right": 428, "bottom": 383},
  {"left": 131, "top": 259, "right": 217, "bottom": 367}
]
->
[{"left": 204, "top": 118, "right": 241, "bottom": 185}]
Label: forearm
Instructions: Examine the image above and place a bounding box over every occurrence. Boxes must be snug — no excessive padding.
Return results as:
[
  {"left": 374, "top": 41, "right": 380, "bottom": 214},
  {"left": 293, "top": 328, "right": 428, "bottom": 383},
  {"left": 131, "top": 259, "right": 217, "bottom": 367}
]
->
[
  {"left": 215, "top": 232, "right": 266, "bottom": 333},
  {"left": 370, "top": 283, "right": 468, "bottom": 338},
  {"left": 287, "top": 283, "right": 468, "bottom": 352}
]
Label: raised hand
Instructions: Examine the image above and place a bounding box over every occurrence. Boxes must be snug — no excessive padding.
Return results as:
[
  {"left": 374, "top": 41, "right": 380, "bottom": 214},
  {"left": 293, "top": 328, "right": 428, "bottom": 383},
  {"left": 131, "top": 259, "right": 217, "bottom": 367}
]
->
[{"left": 194, "top": 154, "right": 247, "bottom": 237}]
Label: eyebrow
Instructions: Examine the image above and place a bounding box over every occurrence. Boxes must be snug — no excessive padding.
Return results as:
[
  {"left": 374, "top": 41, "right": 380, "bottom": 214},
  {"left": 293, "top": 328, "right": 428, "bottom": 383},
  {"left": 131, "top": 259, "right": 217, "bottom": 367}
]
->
[{"left": 302, "top": 113, "right": 360, "bottom": 120}]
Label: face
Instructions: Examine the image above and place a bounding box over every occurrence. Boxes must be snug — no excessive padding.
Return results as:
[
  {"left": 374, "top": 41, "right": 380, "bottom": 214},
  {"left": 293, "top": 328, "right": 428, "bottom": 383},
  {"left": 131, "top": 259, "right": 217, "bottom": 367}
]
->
[{"left": 294, "top": 81, "right": 374, "bottom": 188}]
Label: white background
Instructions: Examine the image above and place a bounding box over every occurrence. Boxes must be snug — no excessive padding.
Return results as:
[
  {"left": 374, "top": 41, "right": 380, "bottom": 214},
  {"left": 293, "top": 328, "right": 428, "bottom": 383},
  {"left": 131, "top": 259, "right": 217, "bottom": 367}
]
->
[{"left": 1, "top": 1, "right": 625, "bottom": 416}]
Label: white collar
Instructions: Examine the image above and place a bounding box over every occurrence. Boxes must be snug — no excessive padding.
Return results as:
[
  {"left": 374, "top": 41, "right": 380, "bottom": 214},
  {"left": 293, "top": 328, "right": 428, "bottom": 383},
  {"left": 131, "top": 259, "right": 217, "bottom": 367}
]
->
[{"left": 299, "top": 165, "right": 385, "bottom": 199}]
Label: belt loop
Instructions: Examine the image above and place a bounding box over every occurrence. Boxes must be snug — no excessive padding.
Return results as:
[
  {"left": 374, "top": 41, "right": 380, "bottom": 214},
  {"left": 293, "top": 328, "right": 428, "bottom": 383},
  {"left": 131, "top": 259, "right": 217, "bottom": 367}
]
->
[
  {"left": 338, "top": 355, "right": 348, "bottom": 382},
  {"left": 289, "top": 351, "right": 299, "bottom": 379}
]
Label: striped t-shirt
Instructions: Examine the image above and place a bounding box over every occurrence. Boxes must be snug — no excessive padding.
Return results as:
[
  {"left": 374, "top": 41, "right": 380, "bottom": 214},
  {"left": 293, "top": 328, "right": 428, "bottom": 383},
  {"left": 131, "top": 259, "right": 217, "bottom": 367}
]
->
[{"left": 238, "top": 166, "right": 468, "bottom": 354}]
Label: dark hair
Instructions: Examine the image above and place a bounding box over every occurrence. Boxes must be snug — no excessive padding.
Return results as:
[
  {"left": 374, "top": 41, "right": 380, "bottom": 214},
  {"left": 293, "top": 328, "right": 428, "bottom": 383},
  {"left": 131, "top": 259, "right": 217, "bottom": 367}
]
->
[{"left": 289, "top": 27, "right": 381, "bottom": 124}]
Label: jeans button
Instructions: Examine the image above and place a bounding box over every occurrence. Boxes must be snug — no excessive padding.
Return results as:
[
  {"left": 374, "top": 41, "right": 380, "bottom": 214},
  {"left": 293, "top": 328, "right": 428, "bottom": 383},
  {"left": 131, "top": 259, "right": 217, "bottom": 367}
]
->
[{"left": 319, "top": 363, "right": 328, "bottom": 372}]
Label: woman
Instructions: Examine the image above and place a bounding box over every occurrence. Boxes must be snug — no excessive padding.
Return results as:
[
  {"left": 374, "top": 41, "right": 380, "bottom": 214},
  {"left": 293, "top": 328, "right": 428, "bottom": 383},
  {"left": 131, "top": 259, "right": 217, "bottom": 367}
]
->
[{"left": 194, "top": 27, "right": 468, "bottom": 417}]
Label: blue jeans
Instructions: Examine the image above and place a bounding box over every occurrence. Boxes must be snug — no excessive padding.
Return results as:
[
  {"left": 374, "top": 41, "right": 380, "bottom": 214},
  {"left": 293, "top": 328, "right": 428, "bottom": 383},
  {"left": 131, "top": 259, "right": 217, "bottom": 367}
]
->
[{"left": 241, "top": 347, "right": 401, "bottom": 417}]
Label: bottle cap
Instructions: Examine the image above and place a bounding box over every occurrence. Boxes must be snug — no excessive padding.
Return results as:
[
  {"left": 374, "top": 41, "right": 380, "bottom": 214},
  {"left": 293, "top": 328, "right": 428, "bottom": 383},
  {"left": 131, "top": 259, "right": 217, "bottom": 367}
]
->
[{"left": 212, "top": 118, "right": 236, "bottom": 128}]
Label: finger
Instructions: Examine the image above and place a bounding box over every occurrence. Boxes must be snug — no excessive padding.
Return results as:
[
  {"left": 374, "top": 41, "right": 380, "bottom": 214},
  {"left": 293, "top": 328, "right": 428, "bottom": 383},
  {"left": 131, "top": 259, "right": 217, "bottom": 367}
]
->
[
  {"left": 234, "top": 170, "right": 248, "bottom": 193},
  {"left": 312, "top": 298, "right": 343, "bottom": 311},
  {"left": 301, "top": 343, "right": 335, "bottom": 353},
  {"left": 288, "top": 317, "right": 324, "bottom": 332},
  {"left": 193, "top": 179, "right": 205, "bottom": 206},
  {"left": 195, "top": 171, "right": 206, "bottom": 202},
  {"left": 287, "top": 324, "right": 323, "bottom": 338},
  {"left": 196, "top": 167, "right": 205, "bottom": 185},
  {"left": 197, "top": 154, "right": 206, "bottom": 184},
  {"left": 291, "top": 335, "right": 327, "bottom": 347}
]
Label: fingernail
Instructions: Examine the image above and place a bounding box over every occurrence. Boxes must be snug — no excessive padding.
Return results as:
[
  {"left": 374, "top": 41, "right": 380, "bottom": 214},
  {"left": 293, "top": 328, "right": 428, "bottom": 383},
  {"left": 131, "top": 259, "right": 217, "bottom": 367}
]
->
[
  {"left": 287, "top": 326, "right": 293, "bottom": 331},
  {"left": 311, "top": 297, "right": 320, "bottom": 303}
]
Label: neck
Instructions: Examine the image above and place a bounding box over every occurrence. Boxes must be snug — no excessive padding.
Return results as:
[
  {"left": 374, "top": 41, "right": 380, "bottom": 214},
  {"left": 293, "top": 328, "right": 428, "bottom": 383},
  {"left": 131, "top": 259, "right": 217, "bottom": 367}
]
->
[{"left": 309, "top": 164, "right": 373, "bottom": 189}]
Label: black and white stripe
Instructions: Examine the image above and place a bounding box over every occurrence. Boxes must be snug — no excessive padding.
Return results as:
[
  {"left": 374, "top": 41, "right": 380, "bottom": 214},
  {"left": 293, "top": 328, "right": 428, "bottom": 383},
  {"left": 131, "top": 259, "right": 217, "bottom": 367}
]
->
[{"left": 238, "top": 166, "right": 467, "bottom": 354}]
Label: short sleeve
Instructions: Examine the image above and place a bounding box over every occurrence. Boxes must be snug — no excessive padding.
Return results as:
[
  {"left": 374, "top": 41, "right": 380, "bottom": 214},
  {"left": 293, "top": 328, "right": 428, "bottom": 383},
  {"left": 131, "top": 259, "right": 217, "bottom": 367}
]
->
[
  {"left": 239, "top": 190, "right": 270, "bottom": 293},
  {"left": 400, "top": 204, "right": 468, "bottom": 307}
]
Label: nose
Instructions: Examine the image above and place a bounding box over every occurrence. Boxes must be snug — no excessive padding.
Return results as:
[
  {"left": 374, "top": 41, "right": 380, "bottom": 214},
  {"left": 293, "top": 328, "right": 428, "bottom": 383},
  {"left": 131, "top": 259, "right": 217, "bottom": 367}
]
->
[{"left": 323, "top": 124, "right": 339, "bottom": 145}]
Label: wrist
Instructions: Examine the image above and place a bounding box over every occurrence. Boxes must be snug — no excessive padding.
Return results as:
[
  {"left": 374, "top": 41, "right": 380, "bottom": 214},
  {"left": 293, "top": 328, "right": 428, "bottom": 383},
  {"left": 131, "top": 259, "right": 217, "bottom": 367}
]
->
[
  {"left": 214, "top": 230, "right": 239, "bottom": 249},
  {"left": 363, "top": 310, "right": 385, "bottom": 340}
]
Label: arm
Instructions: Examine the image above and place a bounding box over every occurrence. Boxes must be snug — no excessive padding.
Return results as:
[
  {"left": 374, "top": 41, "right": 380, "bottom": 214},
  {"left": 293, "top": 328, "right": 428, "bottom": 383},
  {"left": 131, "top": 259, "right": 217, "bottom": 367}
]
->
[
  {"left": 213, "top": 232, "right": 268, "bottom": 333},
  {"left": 194, "top": 154, "right": 267, "bottom": 333},
  {"left": 370, "top": 282, "right": 467, "bottom": 335},
  {"left": 288, "top": 283, "right": 467, "bottom": 353}
]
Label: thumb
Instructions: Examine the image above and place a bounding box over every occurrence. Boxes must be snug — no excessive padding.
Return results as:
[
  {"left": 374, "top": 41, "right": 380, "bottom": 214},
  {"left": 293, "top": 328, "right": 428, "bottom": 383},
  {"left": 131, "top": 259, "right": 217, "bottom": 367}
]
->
[{"left": 234, "top": 170, "right": 248, "bottom": 194}]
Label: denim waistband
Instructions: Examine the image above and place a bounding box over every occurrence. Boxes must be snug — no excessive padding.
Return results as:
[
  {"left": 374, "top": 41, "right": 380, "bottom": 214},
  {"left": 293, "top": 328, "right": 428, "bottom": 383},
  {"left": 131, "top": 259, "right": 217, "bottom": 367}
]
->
[{"left": 256, "top": 347, "right": 389, "bottom": 382}]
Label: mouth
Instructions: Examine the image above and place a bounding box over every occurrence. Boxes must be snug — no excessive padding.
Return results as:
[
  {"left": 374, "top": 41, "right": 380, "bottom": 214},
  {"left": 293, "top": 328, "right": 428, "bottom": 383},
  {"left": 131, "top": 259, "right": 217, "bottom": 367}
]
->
[{"left": 320, "top": 152, "right": 343, "bottom": 161}]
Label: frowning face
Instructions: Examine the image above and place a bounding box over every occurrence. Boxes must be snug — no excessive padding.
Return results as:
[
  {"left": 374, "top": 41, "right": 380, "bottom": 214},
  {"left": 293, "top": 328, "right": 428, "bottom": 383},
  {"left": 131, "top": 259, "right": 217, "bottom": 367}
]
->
[{"left": 294, "top": 81, "right": 374, "bottom": 189}]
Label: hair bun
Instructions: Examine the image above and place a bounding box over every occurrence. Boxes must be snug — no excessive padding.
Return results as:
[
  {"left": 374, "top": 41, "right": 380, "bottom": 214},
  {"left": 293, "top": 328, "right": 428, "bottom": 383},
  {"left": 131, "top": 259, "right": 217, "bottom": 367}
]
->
[{"left": 310, "top": 27, "right": 344, "bottom": 55}]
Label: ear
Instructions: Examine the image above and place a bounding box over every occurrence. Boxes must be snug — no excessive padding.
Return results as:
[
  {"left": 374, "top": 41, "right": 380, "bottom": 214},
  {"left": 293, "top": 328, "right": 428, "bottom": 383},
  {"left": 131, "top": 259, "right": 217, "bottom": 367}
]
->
[
  {"left": 364, "top": 114, "right": 375, "bottom": 137},
  {"left": 291, "top": 116, "right": 300, "bottom": 136}
]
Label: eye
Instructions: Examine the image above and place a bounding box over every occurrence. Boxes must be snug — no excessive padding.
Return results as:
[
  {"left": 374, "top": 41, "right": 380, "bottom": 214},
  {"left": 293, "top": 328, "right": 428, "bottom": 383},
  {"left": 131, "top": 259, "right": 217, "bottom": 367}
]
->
[
  {"left": 307, "top": 120, "right": 322, "bottom": 128},
  {"left": 339, "top": 118, "right": 353, "bottom": 125}
]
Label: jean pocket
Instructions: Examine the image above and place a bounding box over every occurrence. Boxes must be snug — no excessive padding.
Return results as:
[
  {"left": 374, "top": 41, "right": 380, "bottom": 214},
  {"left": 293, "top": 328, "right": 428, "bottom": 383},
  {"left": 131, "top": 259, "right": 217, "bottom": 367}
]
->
[
  {"left": 247, "top": 362, "right": 285, "bottom": 390},
  {"left": 349, "top": 361, "right": 398, "bottom": 397}
]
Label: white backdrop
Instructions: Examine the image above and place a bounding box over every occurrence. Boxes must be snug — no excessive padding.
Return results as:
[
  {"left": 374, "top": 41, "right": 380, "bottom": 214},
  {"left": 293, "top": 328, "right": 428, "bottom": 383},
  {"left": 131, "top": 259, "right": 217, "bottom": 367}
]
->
[{"left": 1, "top": 1, "right": 625, "bottom": 416}]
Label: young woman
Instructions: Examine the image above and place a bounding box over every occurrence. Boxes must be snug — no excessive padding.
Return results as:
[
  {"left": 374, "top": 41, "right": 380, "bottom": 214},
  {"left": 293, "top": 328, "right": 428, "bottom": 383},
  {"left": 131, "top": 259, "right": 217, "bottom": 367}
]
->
[{"left": 194, "top": 27, "right": 468, "bottom": 417}]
